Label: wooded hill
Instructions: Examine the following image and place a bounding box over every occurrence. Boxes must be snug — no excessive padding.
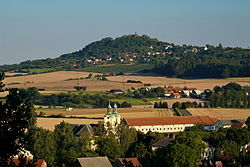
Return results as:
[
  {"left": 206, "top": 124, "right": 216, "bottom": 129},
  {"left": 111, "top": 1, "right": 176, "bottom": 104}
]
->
[{"left": 1, "top": 34, "right": 250, "bottom": 78}]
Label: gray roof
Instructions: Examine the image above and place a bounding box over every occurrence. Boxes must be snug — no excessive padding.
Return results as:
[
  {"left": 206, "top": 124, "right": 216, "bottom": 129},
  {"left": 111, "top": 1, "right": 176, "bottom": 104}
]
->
[
  {"left": 152, "top": 137, "right": 174, "bottom": 148},
  {"left": 76, "top": 157, "right": 112, "bottom": 167},
  {"left": 71, "top": 124, "right": 94, "bottom": 136},
  {"left": 220, "top": 119, "right": 246, "bottom": 126}
]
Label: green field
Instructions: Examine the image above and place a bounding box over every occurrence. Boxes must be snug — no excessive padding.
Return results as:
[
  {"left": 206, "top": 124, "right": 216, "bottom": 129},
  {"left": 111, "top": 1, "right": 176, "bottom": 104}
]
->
[
  {"left": 40, "top": 91, "right": 106, "bottom": 96},
  {"left": 81, "top": 63, "right": 154, "bottom": 73},
  {"left": 111, "top": 97, "right": 152, "bottom": 105}
]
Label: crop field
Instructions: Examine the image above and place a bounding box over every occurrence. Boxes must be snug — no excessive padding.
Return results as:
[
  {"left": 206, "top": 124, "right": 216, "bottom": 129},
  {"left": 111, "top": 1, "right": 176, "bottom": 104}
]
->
[
  {"left": 37, "top": 117, "right": 102, "bottom": 131},
  {"left": 107, "top": 73, "right": 250, "bottom": 90},
  {"left": 187, "top": 108, "right": 250, "bottom": 120},
  {"left": 3, "top": 71, "right": 250, "bottom": 92},
  {"left": 4, "top": 71, "right": 142, "bottom": 91}
]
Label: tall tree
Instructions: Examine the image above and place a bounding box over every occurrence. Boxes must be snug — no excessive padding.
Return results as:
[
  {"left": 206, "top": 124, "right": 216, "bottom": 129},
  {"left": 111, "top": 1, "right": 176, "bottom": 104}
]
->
[
  {"left": 0, "top": 88, "right": 34, "bottom": 166},
  {"left": 0, "top": 72, "right": 4, "bottom": 91},
  {"left": 54, "top": 121, "right": 78, "bottom": 167},
  {"left": 26, "top": 128, "right": 56, "bottom": 167},
  {"left": 96, "top": 135, "right": 123, "bottom": 163}
]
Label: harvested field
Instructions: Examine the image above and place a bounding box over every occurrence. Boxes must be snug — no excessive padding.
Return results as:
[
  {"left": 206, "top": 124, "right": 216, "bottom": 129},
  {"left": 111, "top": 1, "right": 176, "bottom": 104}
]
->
[
  {"left": 150, "top": 98, "right": 207, "bottom": 108},
  {"left": 5, "top": 72, "right": 27, "bottom": 76},
  {"left": 108, "top": 73, "right": 250, "bottom": 90},
  {"left": 37, "top": 117, "right": 102, "bottom": 131},
  {"left": 4, "top": 71, "right": 250, "bottom": 92},
  {"left": 187, "top": 108, "right": 250, "bottom": 120},
  {"left": 4, "top": 71, "right": 142, "bottom": 91}
]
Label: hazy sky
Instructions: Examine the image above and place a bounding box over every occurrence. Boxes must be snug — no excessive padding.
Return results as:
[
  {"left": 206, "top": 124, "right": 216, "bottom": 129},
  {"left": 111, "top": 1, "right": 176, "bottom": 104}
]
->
[{"left": 1, "top": 0, "right": 250, "bottom": 65}]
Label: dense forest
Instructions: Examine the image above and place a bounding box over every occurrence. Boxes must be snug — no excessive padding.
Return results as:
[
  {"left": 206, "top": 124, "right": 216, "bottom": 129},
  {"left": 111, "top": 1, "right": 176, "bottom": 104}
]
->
[{"left": 1, "top": 34, "right": 250, "bottom": 78}]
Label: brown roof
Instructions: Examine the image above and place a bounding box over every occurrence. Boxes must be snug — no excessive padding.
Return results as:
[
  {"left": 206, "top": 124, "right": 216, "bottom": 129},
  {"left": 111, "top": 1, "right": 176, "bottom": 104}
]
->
[
  {"left": 124, "top": 116, "right": 218, "bottom": 126},
  {"left": 77, "top": 157, "right": 112, "bottom": 167},
  {"left": 152, "top": 138, "right": 173, "bottom": 148},
  {"left": 231, "top": 123, "right": 245, "bottom": 128},
  {"left": 166, "top": 88, "right": 197, "bottom": 91},
  {"left": 171, "top": 93, "right": 180, "bottom": 97},
  {"left": 218, "top": 155, "right": 235, "bottom": 160},
  {"left": 118, "top": 158, "right": 142, "bottom": 167},
  {"left": 10, "top": 158, "right": 46, "bottom": 167},
  {"left": 246, "top": 145, "right": 250, "bottom": 152}
]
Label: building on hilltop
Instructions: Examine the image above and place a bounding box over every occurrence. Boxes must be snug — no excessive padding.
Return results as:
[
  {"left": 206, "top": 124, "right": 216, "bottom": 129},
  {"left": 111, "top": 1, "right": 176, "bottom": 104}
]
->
[
  {"left": 123, "top": 116, "right": 220, "bottom": 133},
  {"left": 104, "top": 103, "right": 121, "bottom": 129}
]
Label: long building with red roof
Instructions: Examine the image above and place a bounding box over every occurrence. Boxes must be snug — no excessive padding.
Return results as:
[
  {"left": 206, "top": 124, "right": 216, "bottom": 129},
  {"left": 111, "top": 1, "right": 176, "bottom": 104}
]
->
[{"left": 123, "top": 116, "right": 219, "bottom": 133}]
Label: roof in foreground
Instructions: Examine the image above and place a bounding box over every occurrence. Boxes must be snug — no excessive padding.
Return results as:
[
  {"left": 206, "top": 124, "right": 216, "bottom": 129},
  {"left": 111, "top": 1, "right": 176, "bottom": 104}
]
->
[
  {"left": 118, "top": 158, "right": 142, "bottom": 167},
  {"left": 77, "top": 157, "right": 112, "bottom": 167},
  {"left": 124, "top": 116, "right": 218, "bottom": 126}
]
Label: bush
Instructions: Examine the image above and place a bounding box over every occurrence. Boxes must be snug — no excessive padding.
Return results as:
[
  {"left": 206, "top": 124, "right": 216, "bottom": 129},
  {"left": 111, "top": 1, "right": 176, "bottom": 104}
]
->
[{"left": 127, "top": 80, "right": 142, "bottom": 83}]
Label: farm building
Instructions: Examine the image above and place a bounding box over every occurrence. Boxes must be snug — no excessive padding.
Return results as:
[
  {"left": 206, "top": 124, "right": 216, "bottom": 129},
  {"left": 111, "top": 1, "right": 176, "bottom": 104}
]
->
[{"left": 123, "top": 116, "right": 219, "bottom": 133}]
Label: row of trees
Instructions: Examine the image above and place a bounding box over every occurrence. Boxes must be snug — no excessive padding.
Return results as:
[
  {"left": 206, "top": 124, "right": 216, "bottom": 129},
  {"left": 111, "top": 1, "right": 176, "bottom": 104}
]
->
[
  {"left": 153, "top": 101, "right": 168, "bottom": 108},
  {"left": 126, "top": 87, "right": 166, "bottom": 98},
  {"left": 172, "top": 101, "right": 206, "bottom": 109},
  {"left": 17, "top": 87, "right": 131, "bottom": 108}
]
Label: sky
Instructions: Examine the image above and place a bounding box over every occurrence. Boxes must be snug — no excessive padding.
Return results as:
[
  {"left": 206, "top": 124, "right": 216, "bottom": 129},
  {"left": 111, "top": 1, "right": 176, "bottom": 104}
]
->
[{"left": 1, "top": 0, "right": 250, "bottom": 65}]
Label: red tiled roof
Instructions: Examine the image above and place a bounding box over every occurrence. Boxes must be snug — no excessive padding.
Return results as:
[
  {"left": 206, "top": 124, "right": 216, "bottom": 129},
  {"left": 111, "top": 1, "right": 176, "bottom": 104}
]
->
[
  {"left": 118, "top": 158, "right": 142, "bottom": 167},
  {"left": 246, "top": 145, "right": 250, "bottom": 152},
  {"left": 171, "top": 93, "right": 180, "bottom": 97},
  {"left": 218, "top": 155, "right": 235, "bottom": 160},
  {"left": 187, "top": 88, "right": 197, "bottom": 90},
  {"left": 165, "top": 88, "right": 197, "bottom": 91},
  {"left": 124, "top": 116, "right": 218, "bottom": 126},
  {"left": 10, "top": 158, "right": 46, "bottom": 167},
  {"left": 231, "top": 123, "right": 245, "bottom": 128}
]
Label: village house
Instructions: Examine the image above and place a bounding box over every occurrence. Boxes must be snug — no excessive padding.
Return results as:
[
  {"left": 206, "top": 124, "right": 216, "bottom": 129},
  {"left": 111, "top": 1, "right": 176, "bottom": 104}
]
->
[
  {"left": 114, "top": 158, "right": 142, "bottom": 167},
  {"left": 215, "top": 119, "right": 247, "bottom": 129},
  {"left": 109, "top": 89, "right": 123, "bottom": 94},
  {"left": 151, "top": 135, "right": 175, "bottom": 151},
  {"left": 75, "top": 157, "right": 112, "bottom": 167},
  {"left": 123, "top": 116, "right": 219, "bottom": 134},
  {"left": 240, "top": 143, "right": 250, "bottom": 154},
  {"left": 171, "top": 92, "right": 181, "bottom": 98}
]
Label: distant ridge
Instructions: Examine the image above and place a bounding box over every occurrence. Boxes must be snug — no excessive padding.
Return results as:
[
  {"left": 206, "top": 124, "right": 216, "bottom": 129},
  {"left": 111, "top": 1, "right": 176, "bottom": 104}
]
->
[{"left": 1, "top": 34, "right": 250, "bottom": 78}]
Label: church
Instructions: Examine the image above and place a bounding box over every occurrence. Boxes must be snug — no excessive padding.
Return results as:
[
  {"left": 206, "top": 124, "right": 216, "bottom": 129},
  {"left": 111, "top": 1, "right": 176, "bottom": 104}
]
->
[{"left": 104, "top": 103, "right": 121, "bottom": 128}]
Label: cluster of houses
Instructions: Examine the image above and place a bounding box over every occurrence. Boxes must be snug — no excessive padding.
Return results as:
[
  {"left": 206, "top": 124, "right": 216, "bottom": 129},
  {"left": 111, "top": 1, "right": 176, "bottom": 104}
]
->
[
  {"left": 164, "top": 87, "right": 202, "bottom": 98},
  {"left": 86, "top": 52, "right": 138, "bottom": 65}
]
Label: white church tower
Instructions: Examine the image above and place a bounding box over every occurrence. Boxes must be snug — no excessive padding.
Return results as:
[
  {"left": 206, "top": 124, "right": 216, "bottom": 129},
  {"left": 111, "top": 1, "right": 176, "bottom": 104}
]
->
[{"left": 104, "top": 102, "right": 121, "bottom": 129}]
